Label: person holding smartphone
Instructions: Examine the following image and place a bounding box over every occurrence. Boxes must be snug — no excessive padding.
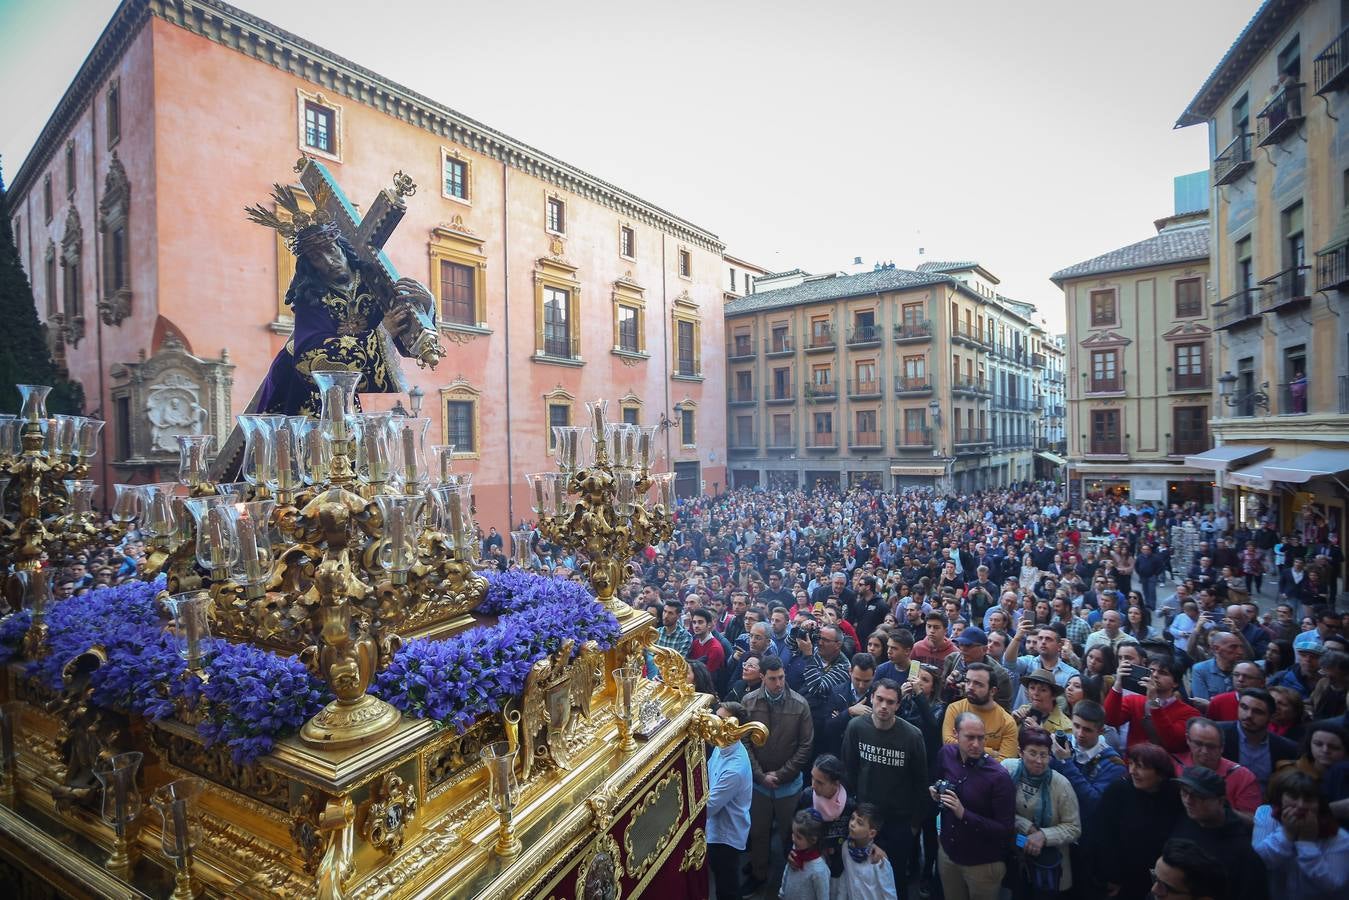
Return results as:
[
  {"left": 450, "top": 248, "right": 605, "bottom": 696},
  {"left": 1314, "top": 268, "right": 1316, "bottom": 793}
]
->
[{"left": 1104, "top": 655, "right": 1199, "bottom": 753}]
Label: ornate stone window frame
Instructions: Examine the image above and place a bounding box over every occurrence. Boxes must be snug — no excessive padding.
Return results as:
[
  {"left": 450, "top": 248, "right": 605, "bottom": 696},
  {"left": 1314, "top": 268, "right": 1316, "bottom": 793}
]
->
[
  {"left": 677, "top": 397, "right": 698, "bottom": 449},
  {"left": 429, "top": 217, "right": 490, "bottom": 337},
  {"left": 671, "top": 291, "right": 702, "bottom": 381},
  {"left": 438, "top": 379, "right": 481, "bottom": 460},
  {"left": 44, "top": 242, "right": 58, "bottom": 318},
  {"left": 440, "top": 146, "right": 472, "bottom": 206},
  {"left": 611, "top": 272, "right": 648, "bottom": 362},
  {"left": 106, "top": 78, "right": 121, "bottom": 150},
  {"left": 543, "top": 386, "right": 576, "bottom": 450},
  {"left": 43, "top": 174, "right": 52, "bottom": 224},
  {"left": 98, "top": 152, "right": 132, "bottom": 326},
  {"left": 65, "top": 141, "right": 76, "bottom": 199},
  {"left": 619, "top": 391, "right": 643, "bottom": 425},
  {"left": 533, "top": 255, "right": 583, "bottom": 365},
  {"left": 60, "top": 205, "right": 85, "bottom": 347},
  {"left": 297, "top": 88, "right": 342, "bottom": 164}
]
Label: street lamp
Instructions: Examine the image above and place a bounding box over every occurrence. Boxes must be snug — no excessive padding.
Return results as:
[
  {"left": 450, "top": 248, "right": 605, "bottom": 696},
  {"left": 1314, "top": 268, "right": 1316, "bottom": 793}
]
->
[
  {"left": 1216, "top": 371, "right": 1269, "bottom": 411},
  {"left": 928, "top": 398, "right": 941, "bottom": 426},
  {"left": 409, "top": 385, "right": 425, "bottom": 418}
]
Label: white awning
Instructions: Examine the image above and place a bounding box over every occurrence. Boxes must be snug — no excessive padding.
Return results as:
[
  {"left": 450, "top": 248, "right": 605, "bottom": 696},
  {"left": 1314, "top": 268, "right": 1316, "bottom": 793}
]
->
[
  {"left": 1263, "top": 449, "right": 1349, "bottom": 485},
  {"left": 1184, "top": 445, "right": 1269, "bottom": 472},
  {"left": 1035, "top": 451, "right": 1066, "bottom": 467},
  {"left": 889, "top": 465, "right": 946, "bottom": 477},
  {"left": 1228, "top": 460, "right": 1275, "bottom": 490}
]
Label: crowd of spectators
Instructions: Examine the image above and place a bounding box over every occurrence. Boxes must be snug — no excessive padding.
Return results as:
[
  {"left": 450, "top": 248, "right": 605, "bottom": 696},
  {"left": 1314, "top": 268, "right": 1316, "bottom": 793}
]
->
[{"left": 528, "top": 482, "right": 1349, "bottom": 900}]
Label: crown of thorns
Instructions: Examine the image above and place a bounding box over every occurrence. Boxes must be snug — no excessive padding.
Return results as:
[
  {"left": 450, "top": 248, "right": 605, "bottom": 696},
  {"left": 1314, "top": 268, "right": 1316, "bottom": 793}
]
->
[{"left": 244, "top": 182, "right": 340, "bottom": 254}]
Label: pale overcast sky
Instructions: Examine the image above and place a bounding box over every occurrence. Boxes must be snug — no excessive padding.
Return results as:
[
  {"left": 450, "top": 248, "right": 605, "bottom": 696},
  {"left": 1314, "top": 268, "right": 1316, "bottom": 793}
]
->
[{"left": 1, "top": 0, "right": 1262, "bottom": 332}]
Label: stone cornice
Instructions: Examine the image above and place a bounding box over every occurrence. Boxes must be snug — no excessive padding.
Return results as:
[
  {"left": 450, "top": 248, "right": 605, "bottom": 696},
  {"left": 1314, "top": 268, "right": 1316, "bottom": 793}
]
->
[
  {"left": 10, "top": 0, "right": 150, "bottom": 201},
  {"left": 16, "top": 0, "right": 726, "bottom": 253}
]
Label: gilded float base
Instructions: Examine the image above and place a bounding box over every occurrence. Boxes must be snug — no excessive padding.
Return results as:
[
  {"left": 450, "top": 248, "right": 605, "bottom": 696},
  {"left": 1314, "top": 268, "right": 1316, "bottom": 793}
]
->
[{"left": 300, "top": 695, "right": 403, "bottom": 749}]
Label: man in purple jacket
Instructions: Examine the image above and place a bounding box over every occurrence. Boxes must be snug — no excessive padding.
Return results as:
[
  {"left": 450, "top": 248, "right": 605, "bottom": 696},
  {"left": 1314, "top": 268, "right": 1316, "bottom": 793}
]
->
[{"left": 931, "top": 711, "right": 1016, "bottom": 900}]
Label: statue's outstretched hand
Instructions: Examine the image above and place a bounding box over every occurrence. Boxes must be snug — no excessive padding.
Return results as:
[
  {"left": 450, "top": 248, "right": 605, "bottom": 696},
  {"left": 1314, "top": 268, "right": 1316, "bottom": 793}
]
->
[{"left": 392, "top": 278, "right": 434, "bottom": 313}]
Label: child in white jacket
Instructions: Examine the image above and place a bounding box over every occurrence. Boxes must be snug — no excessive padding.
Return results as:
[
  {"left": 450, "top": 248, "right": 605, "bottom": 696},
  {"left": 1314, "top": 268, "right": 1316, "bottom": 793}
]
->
[{"left": 840, "top": 804, "right": 898, "bottom": 900}]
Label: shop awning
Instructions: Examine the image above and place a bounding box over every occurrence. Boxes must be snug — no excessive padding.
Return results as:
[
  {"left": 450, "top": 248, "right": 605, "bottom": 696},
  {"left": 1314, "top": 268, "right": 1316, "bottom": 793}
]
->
[
  {"left": 889, "top": 465, "right": 946, "bottom": 477},
  {"left": 1228, "top": 460, "right": 1275, "bottom": 490},
  {"left": 1035, "top": 451, "right": 1066, "bottom": 467},
  {"left": 1263, "top": 449, "right": 1349, "bottom": 485},
  {"left": 1184, "top": 445, "right": 1269, "bottom": 472}
]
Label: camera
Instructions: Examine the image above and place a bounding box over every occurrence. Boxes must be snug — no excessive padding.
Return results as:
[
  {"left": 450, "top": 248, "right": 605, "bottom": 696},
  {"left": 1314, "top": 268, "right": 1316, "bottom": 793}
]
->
[
  {"left": 1054, "top": 731, "right": 1071, "bottom": 748},
  {"left": 789, "top": 625, "right": 818, "bottom": 643},
  {"left": 932, "top": 779, "right": 954, "bottom": 796}
]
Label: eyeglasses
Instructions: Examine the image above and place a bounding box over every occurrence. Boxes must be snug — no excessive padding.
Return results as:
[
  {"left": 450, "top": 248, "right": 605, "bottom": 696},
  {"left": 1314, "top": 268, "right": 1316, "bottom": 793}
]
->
[{"left": 1149, "top": 869, "right": 1190, "bottom": 897}]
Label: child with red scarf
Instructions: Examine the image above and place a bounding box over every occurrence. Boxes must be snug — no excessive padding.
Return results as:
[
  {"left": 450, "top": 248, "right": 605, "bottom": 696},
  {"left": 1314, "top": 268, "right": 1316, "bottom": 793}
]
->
[{"left": 780, "top": 810, "right": 830, "bottom": 900}]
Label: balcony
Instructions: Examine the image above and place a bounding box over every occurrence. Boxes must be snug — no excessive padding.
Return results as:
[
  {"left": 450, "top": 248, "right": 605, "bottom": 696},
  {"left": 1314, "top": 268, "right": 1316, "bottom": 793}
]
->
[
  {"left": 1044, "top": 404, "right": 1065, "bottom": 417},
  {"left": 1214, "top": 289, "right": 1261, "bottom": 330},
  {"left": 765, "top": 335, "right": 795, "bottom": 357},
  {"left": 805, "top": 431, "right": 838, "bottom": 451},
  {"left": 727, "top": 385, "right": 758, "bottom": 406},
  {"left": 846, "top": 324, "right": 882, "bottom": 347},
  {"left": 1315, "top": 245, "right": 1349, "bottom": 292},
  {"left": 954, "top": 428, "right": 990, "bottom": 446},
  {"left": 894, "top": 320, "right": 933, "bottom": 343},
  {"left": 1256, "top": 83, "right": 1304, "bottom": 147},
  {"left": 1314, "top": 26, "right": 1349, "bottom": 95},
  {"left": 1085, "top": 373, "right": 1125, "bottom": 395},
  {"left": 805, "top": 326, "right": 837, "bottom": 353},
  {"left": 1031, "top": 352, "right": 1047, "bottom": 369},
  {"left": 538, "top": 333, "right": 581, "bottom": 362},
  {"left": 1213, "top": 133, "right": 1254, "bottom": 186},
  {"left": 951, "top": 321, "right": 986, "bottom": 349},
  {"left": 765, "top": 384, "right": 795, "bottom": 404},
  {"left": 951, "top": 374, "right": 990, "bottom": 397},
  {"left": 804, "top": 383, "right": 837, "bottom": 403},
  {"left": 728, "top": 433, "right": 759, "bottom": 454},
  {"left": 1085, "top": 439, "right": 1126, "bottom": 458},
  {"left": 1257, "top": 265, "right": 1312, "bottom": 314},
  {"left": 1168, "top": 434, "right": 1210, "bottom": 457},
  {"left": 848, "top": 430, "right": 883, "bottom": 450},
  {"left": 847, "top": 377, "right": 881, "bottom": 400},
  {"left": 895, "top": 427, "right": 934, "bottom": 448},
  {"left": 1277, "top": 381, "right": 1310, "bottom": 416},
  {"left": 727, "top": 337, "right": 756, "bottom": 361},
  {"left": 894, "top": 375, "right": 932, "bottom": 395},
  {"left": 1168, "top": 369, "right": 1211, "bottom": 393},
  {"left": 767, "top": 427, "right": 797, "bottom": 451}
]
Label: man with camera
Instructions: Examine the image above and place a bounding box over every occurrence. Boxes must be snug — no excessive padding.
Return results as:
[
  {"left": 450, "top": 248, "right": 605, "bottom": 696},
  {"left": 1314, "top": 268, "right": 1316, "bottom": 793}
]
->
[
  {"left": 786, "top": 622, "right": 852, "bottom": 738},
  {"left": 931, "top": 712, "right": 1016, "bottom": 900}
]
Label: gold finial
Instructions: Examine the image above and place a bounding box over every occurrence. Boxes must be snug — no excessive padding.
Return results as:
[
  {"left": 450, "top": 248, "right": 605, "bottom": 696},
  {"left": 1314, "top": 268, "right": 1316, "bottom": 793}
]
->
[{"left": 391, "top": 171, "right": 416, "bottom": 199}]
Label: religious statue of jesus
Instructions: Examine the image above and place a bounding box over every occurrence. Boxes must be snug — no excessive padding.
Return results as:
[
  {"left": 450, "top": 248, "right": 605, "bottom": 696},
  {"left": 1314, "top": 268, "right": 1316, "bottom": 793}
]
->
[{"left": 245, "top": 164, "right": 442, "bottom": 417}]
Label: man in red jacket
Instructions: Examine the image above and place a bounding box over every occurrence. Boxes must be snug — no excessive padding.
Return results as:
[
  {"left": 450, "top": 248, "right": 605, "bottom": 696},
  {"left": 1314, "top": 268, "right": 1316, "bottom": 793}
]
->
[{"left": 1104, "top": 655, "right": 1198, "bottom": 754}]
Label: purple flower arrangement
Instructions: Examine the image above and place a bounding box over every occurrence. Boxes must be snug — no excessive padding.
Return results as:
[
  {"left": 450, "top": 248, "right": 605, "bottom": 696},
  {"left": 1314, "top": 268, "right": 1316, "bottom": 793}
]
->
[
  {"left": 0, "top": 568, "right": 615, "bottom": 765},
  {"left": 373, "top": 573, "right": 619, "bottom": 731}
]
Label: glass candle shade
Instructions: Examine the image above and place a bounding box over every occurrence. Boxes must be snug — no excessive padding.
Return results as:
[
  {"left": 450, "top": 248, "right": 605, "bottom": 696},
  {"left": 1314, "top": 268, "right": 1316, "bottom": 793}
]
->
[
  {"left": 586, "top": 398, "right": 609, "bottom": 436},
  {"left": 152, "top": 778, "right": 205, "bottom": 859},
  {"left": 312, "top": 370, "right": 361, "bottom": 445},
  {"left": 614, "top": 470, "right": 637, "bottom": 518},
  {"left": 479, "top": 742, "right": 518, "bottom": 814},
  {"left": 397, "top": 418, "right": 432, "bottom": 490},
  {"left": 239, "top": 415, "right": 286, "bottom": 488},
  {"left": 266, "top": 417, "right": 309, "bottom": 495},
  {"left": 0, "top": 416, "right": 19, "bottom": 462},
  {"left": 547, "top": 472, "right": 572, "bottom": 518},
  {"left": 111, "top": 483, "right": 141, "bottom": 523},
  {"left": 227, "top": 500, "right": 276, "bottom": 586},
  {"left": 374, "top": 494, "right": 424, "bottom": 574},
  {"left": 510, "top": 529, "right": 532, "bottom": 566},
  {"left": 613, "top": 666, "right": 641, "bottom": 721},
  {"left": 184, "top": 496, "right": 239, "bottom": 572},
  {"left": 18, "top": 568, "right": 52, "bottom": 621},
  {"left": 430, "top": 444, "right": 456, "bottom": 484},
  {"left": 93, "top": 751, "right": 143, "bottom": 830},
  {"left": 650, "top": 472, "right": 675, "bottom": 510},
  {"left": 215, "top": 482, "right": 248, "bottom": 502},
  {"left": 139, "top": 483, "right": 179, "bottom": 541},
  {"left": 354, "top": 413, "right": 395, "bottom": 486},
  {"left": 606, "top": 423, "right": 642, "bottom": 470},
  {"left": 551, "top": 426, "right": 592, "bottom": 473},
  {"left": 52, "top": 415, "right": 81, "bottom": 458},
  {"left": 303, "top": 425, "right": 331, "bottom": 486},
  {"left": 176, "top": 434, "right": 215, "bottom": 489},
  {"left": 43, "top": 419, "right": 60, "bottom": 457},
  {"left": 63, "top": 479, "right": 97, "bottom": 516},
  {"left": 77, "top": 417, "right": 104, "bottom": 460},
  {"left": 525, "top": 473, "right": 550, "bottom": 516},
  {"left": 432, "top": 483, "right": 474, "bottom": 556},
  {"left": 16, "top": 385, "right": 52, "bottom": 426},
  {"left": 165, "top": 592, "right": 214, "bottom": 665},
  {"left": 636, "top": 425, "right": 658, "bottom": 472}
]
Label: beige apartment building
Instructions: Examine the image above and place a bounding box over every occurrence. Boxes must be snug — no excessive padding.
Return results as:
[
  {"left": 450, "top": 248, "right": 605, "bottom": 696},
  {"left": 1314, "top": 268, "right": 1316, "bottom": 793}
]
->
[
  {"left": 724, "top": 262, "right": 1051, "bottom": 493},
  {"left": 1053, "top": 208, "right": 1215, "bottom": 509},
  {"left": 1175, "top": 0, "right": 1349, "bottom": 554}
]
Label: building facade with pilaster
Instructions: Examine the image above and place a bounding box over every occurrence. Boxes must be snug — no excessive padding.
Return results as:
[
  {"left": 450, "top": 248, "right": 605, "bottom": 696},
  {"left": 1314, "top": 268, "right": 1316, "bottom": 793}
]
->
[{"left": 1175, "top": 0, "right": 1349, "bottom": 554}]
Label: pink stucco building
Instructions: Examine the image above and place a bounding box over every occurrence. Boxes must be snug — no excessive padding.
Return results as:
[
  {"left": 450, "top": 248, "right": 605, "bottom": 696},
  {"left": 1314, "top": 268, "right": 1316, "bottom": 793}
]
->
[{"left": 6, "top": 0, "right": 727, "bottom": 529}]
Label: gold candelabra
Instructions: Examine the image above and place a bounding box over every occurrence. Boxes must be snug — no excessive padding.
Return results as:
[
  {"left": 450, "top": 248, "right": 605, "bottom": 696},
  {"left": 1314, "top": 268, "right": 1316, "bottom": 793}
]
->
[{"left": 527, "top": 399, "right": 675, "bottom": 621}]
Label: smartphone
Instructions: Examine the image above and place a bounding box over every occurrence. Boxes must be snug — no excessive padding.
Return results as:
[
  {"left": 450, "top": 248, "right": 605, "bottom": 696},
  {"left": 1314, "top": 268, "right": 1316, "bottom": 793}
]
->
[{"left": 1015, "top": 834, "right": 1028, "bottom": 849}]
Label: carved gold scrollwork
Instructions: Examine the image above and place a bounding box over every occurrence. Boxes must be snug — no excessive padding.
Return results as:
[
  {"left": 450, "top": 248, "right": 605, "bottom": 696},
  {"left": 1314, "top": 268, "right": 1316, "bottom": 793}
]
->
[
  {"left": 361, "top": 773, "right": 417, "bottom": 856},
  {"left": 290, "top": 791, "right": 324, "bottom": 875},
  {"left": 576, "top": 832, "right": 624, "bottom": 900},
  {"left": 678, "top": 828, "right": 707, "bottom": 872},
  {"left": 316, "top": 795, "right": 355, "bottom": 900},
  {"left": 688, "top": 712, "right": 768, "bottom": 749},
  {"left": 648, "top": 645, "right": 693, "bottom": 698}
]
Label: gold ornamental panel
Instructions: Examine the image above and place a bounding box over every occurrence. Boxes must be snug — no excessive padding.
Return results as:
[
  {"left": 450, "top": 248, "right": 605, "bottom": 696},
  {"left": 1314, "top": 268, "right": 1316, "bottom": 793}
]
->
[{"left": 621, "top": 770, "right": 684, "bottom": 883}]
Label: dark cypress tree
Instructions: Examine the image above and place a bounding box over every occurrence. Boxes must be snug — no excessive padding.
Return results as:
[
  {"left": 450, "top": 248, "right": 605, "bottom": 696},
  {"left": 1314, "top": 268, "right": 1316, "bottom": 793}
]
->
[{"left": 0, "top": 160, "right": 84, "bottom": 415}]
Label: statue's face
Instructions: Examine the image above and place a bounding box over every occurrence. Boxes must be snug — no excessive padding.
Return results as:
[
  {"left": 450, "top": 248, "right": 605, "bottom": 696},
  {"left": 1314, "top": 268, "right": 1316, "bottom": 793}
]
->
[{"left": 305, "top": 239, "right": 349, "bottom": 283}]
